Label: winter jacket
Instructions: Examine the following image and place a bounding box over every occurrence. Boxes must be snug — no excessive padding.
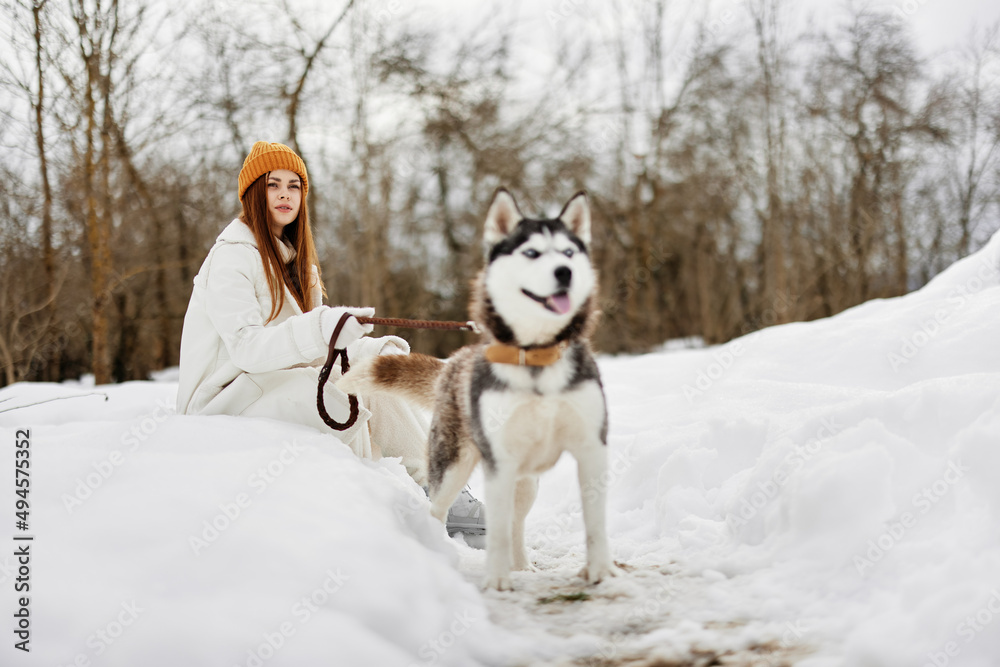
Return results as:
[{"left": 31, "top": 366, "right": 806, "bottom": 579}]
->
[{"left": 176, "top": 219, "right": 400, "bottom": 445}]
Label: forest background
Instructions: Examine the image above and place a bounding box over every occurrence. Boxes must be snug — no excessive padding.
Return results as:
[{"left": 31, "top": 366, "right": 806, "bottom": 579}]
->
[{"left": 1, "top": 0, "right": 998, "bottom": 386}]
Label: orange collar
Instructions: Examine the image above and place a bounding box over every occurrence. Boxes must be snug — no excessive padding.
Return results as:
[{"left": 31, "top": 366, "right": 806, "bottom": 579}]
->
[{"left": 484, "top": 342, "right": 567, "bottom": 367}]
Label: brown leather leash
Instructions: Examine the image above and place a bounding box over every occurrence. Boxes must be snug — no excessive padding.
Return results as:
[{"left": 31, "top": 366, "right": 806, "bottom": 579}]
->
[
  {"left": 317, "top": 314, "right": 479, "bottom": 431},
  {"left": 356, "top": 316, "right": 480, "bottom": 334}
]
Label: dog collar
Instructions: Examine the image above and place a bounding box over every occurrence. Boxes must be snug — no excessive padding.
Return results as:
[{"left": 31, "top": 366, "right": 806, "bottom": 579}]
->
[{"left": 484, "top": 342, "right": 567, "bottom": 367}]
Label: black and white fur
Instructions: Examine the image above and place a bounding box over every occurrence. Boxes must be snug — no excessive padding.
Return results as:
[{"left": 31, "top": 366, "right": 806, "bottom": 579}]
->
[{"left": 338, "top": 188, "right": 620, "bottom": 590}]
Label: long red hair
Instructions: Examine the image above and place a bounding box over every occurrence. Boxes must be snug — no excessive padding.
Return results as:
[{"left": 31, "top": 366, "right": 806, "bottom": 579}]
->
[{"left": 239, "top": 173, "right": 326, "bottom": 323}]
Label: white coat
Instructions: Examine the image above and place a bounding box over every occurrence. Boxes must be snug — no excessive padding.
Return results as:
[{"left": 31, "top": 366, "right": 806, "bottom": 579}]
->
[{"left": 176, "top": 219, "right": 427, "bottom": 478}]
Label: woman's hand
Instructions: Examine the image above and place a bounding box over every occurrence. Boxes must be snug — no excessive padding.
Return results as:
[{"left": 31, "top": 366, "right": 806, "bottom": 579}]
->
[{"left": 321, "top": 306, "right": 375, "bottom": 348}]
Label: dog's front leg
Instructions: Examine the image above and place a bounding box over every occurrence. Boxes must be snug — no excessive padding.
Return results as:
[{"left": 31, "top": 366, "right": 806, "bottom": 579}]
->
[
  {"left": 482, "top": 468, "right": 516, "bottom": 590},
  {"left": 428, "top": 445, "right": 480, "bottom": 524},
  {"left": 511, "top": 476, "right": 538, "bottom": 572},
  {"left": 575, "top": 444, "right": 621, "bottom": 584}
]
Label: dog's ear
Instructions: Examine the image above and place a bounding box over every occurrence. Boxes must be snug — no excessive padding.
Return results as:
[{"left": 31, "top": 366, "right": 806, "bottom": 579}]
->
[
  {"left": 559, "top": 191, "right": 591, "bottom": 245},
  {"left": 484, "top": 187, "right": 522, "bottom": 245}
]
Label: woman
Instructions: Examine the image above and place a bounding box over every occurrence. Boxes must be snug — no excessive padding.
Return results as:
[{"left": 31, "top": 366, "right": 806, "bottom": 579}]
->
[
  {"left": 176, "top": 142, "right": 484, "bottom": 533},
  {"left": 177, "top": 141, "right": 427, "bottom": 485}
]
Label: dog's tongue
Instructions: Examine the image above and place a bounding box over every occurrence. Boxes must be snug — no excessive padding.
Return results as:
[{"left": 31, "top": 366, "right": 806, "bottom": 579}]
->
[{"left": 548, "top": 293, "right": 572, "bottom": 315}]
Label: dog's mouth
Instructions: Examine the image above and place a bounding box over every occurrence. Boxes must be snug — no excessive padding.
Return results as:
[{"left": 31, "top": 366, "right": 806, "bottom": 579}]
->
[{"left": 522, "top": 289, "right": 572, "bottom": 315}]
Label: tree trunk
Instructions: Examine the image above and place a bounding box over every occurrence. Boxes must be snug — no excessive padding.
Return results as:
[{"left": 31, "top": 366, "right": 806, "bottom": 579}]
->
[
  {"left": 32, "top": 0, "right": 54, "bottom": 297},
  {"left": 78, "top": 0, "right": 114, "bottom": 386}
]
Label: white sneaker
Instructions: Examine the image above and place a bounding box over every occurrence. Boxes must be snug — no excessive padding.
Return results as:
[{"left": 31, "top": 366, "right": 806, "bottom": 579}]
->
[
  {"left": 421, "top": 486, "right": 487, "bottom": 535},
  {"left": 445, "top": 487, "right": 487, "bottom": 536}
]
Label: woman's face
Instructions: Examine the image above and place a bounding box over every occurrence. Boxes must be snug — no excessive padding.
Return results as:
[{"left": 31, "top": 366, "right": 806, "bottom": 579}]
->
[{"left": 266, "top": 169, "right": 302, "bottom": 236}]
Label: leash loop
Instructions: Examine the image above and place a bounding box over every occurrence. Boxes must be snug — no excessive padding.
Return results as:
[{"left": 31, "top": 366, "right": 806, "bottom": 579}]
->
[{"left": 317, "top": 312, "right": 360, "bottom": 431}]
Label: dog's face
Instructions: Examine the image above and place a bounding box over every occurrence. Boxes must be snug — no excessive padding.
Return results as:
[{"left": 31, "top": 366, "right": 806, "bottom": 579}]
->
[{"left": 482, "top": 189, "right": 596, "bottom": 346}]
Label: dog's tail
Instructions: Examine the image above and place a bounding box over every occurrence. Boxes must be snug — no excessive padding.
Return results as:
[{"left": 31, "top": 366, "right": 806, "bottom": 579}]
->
[{"left": 335, "top": 353, "right": 444, "bottom": 410}]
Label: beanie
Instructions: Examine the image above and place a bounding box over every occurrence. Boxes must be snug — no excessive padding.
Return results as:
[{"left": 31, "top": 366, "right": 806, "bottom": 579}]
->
[{"left": 238, "top": 141, "right": 309, "bottom": 200}]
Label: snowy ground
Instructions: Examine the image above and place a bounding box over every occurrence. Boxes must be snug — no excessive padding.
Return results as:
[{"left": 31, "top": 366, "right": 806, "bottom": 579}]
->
[{"left": 3, "top": 232, "right": 1000, "bottom": 667}]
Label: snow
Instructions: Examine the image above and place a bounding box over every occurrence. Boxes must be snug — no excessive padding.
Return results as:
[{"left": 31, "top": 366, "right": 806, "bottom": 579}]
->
[{"left": 3, "top": 231, "right": 1000, "bottom": 666}]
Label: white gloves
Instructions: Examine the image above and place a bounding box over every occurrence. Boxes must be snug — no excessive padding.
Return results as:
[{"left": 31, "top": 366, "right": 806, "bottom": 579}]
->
[
  {"left": 320, "top": 306, "right": 375, "bottom": 348},
  {"left": 319, "top": 308, "right": 413, "bottom": 356},
  {"left": 378, "top": 335, "right": 410, "bottom": 356}
]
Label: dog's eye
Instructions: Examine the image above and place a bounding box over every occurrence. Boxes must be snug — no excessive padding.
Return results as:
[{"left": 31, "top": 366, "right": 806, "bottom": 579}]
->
[
  {"left": 522, "top": 249, "right": 541, "bottom": 259},
  {"left": 562, "top": 249, "right": 575, "bottom": 258}
]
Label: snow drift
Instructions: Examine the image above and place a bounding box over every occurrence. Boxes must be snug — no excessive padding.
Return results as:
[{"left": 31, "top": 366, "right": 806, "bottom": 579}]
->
[{"left": 2, "top": 231, "right": 1000, "bottom": 666}]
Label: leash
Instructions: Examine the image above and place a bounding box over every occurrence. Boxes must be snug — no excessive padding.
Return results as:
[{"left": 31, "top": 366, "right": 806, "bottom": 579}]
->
[
  {"left": 356, "top": 316, "right": 480, "bottom": 334},
  {"left": 316, "top": 313, "right": 479, "bottom": 431}
]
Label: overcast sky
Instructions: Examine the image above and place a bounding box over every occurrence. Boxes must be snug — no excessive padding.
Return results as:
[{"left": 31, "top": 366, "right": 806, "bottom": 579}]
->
[
  {"left": 403, "top": 0, "right": 1000, "bottom": 58},
  {"left": 869, "top": 0, "right": 1000, "bottom": 54}
]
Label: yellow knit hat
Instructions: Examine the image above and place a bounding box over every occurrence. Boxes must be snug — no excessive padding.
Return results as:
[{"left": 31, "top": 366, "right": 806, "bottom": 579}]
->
[{"left": 238, "top": 141, "right": 309, "bottom": 200}]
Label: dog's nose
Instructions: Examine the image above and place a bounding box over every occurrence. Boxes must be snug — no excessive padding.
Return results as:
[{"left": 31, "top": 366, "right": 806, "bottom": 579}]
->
[{"left": 555, "top": 266, "right": 572, "bottom": 288}]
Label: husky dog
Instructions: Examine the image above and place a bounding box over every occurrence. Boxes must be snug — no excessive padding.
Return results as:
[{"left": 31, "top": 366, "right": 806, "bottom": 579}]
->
[{"left": 338, "top": 188, "right": 620, "bottom": 590}]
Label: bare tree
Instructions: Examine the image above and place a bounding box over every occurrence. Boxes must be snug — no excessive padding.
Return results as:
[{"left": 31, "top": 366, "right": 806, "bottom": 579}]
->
[
  {"left": 2, "top": 0, "right": 998, "bottom": 385},
  {"left": 948, "top": 23, "right": 1000, "bottom": 256},
  {"left": 808, "top": 9, "right": 939, "bottom": 301},
  {"left": 281, "top": 0, "right": 356, "bottom": 156},
  {"left": 748, "top": 0, "right": 789, "bottom": 320}
]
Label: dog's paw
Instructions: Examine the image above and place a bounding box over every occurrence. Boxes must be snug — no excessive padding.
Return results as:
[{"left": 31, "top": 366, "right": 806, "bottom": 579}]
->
[
  {"left": 512, "top": 559, "right": 537, "bottom": 573},
  {"left": 482, "top": 573, "right": 514, "bottom": 591},
  {"left": 579, "top": 560, "right": 623, "bottom": 585}
]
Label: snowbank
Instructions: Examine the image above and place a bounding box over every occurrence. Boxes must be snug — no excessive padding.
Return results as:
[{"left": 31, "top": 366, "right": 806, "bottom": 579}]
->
[
  {"left": 563, "top": 229, "right": 1000, "bottom": 666},
  {"left": 2, "top": 230, "right": 1000, "bottom": 666},
  {"left": 0, "top": 381, "right": 531, "bottom": 666}
]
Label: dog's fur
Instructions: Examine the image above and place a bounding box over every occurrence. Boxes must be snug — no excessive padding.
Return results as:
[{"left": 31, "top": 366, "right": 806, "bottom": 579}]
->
[{"left": 338, "top": 188, "right": 620, "bottom": 590}]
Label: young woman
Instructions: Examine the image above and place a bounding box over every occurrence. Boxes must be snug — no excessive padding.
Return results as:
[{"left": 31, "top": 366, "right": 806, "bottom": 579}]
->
[{"left": 175, "top": 141, "right": 483, "bottom": 534}]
